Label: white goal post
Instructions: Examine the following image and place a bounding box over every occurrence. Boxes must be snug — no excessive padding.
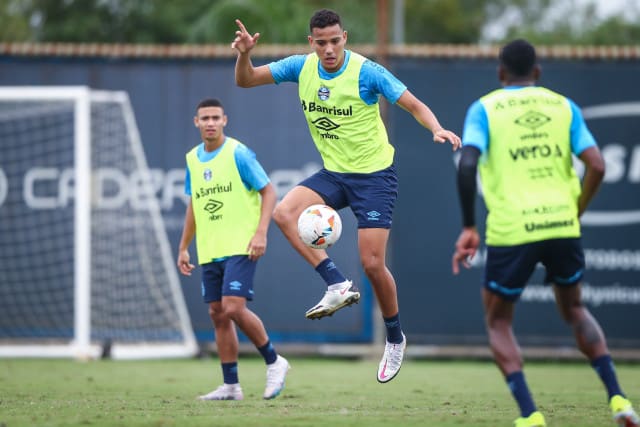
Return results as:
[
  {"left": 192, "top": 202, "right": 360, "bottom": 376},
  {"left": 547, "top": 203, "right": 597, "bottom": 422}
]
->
[{"left": 0, "top": 86, "right": 197, "bottom": 359}]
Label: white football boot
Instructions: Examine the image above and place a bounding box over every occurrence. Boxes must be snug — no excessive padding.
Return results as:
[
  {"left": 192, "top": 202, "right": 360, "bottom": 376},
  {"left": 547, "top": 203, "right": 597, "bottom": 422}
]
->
[
  {"left": 305, "top": 280, "right": 360, "bottom": 319},
  {"left": 198, "top": 383, "right": 244, "bottom": 401},
  {"left": 377, "top": 333, "right": 406, "bottom": 383},
  {"left": 263, "top": 355, "right": 290, "bottom": 399}
]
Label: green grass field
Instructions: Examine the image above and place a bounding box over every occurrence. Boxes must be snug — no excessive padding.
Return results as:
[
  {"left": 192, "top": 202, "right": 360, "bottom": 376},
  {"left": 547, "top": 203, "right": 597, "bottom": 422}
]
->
[{"left": 1, "top": 356, "right": 639, "bottom": 426}]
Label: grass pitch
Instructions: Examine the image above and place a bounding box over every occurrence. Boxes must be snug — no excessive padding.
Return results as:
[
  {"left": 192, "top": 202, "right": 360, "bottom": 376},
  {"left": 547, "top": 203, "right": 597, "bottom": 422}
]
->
[{"left": 1, "top": 356, "right": 639, "bottom": 426}]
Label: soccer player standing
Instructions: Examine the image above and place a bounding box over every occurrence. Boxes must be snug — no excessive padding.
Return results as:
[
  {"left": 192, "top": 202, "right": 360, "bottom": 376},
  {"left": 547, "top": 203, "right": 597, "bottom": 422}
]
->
[
  {"left": 177, "top": 98, "right": 289, "bottom": 400},
  {"left": 452, "top": 39, "right": 639, "bottom": 427},
  {"left": 232, "top": 8, "right": 460, "bottom": 383}
]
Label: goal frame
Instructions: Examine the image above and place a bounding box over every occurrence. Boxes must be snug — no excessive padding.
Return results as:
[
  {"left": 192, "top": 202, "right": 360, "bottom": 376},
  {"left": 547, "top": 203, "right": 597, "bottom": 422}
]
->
[{"left": 0, "top": 86, "right": 197, "bottom": 359}]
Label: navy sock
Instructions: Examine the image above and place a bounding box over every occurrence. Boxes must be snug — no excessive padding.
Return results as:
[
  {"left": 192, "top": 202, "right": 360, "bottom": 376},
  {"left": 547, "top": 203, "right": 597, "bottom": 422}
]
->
[
  {"left": 383, "top": 313, "right": 403, "bottom": 344},
  {"left": 506, "top": 371, "right": 537, "bottom": 418},
  {"left": 257, "top": 340, "right": 278, "bottom": 365},
  {"left": 315, "top": 258, "right": 346, "bottom": 286},
  {"left": 591, "top": 354, "right": 623, "bottom": 399},
  {"left": 221, "top": 361, "right": 239, "bottom": 384}
]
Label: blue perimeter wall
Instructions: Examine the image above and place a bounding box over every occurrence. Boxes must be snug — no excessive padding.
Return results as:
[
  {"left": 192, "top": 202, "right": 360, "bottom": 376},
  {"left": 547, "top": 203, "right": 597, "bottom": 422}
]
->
[{"left": 1, "top": 53, "right": 639, "bottom": 348}]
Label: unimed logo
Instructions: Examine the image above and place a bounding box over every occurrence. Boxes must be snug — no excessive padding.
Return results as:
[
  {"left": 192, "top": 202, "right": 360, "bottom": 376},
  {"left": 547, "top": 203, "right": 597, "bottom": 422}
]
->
[{"left": 581, "top": 102, "right": 640, "bottom": 226}]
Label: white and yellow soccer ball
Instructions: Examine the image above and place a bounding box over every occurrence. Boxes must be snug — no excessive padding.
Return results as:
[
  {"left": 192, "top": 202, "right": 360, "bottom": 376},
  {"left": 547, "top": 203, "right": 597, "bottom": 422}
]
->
[{"left": 297, "top": 204, "right": 342, "bottom": 249}]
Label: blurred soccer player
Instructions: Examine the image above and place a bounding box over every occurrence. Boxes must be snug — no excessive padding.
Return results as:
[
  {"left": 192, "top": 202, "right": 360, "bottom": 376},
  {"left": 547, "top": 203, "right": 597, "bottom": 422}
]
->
[
  {"left": 452, "top": 39, "right": 639, "bottom": 427},
  {"left": 177, "top": 98, "right": 289, "bottom": 400},
  {"left": 232, "top": 8, "right": 461, "bottom": 383}
]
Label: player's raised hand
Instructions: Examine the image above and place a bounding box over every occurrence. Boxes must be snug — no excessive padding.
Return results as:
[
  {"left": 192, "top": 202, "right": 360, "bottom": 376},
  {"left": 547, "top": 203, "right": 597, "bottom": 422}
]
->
[
  {"left": 433, "top": 128, "right": 462, "bottom": 151},
  {"left": 231, "top": 19, "right": 261, "bottom": 54}
]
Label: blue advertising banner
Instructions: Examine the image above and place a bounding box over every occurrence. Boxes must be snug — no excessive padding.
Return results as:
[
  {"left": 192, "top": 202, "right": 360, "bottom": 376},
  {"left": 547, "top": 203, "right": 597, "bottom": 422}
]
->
[{"left": 0, "top": 53, "right": 638, "bottom": 348}]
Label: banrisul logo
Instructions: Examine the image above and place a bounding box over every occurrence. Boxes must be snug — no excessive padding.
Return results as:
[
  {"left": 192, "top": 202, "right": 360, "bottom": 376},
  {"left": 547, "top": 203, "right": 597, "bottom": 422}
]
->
[{"left": 581, "top": 102, "right": 640, "bottom": 226}]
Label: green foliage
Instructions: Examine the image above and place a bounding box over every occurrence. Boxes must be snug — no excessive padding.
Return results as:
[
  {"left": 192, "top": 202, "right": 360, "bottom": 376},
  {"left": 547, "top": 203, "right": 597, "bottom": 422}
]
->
[
  {"left": 404, "top": 0, "right": 490, "bottom": 43},
  {"left": 584, "top": 16, "right": 640, "bottom": 45},
  {"left": 487, "top": 0, "right": 640, "bottom": 46},
  {"left": 1, "top": 0, "right": 639, "bottom": 45},
  {"left": 0, "top": 0, "right": 32, "bottom": 41},
  {"left": 186, "top": 0, "right": 385, "bottom": 44}
]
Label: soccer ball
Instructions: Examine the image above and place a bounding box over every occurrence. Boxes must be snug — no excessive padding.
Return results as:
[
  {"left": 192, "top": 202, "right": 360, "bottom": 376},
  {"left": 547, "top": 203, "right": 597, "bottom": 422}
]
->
[{"left": 297, "top": 204, "right": 342, "bottom": 249}]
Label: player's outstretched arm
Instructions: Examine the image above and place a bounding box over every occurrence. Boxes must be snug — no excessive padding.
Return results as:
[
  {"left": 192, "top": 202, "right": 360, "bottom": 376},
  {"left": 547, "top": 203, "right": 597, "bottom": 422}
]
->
[
  {"left": 232, "top": 19, "right": 275, "bottom": 88},
  {"left": 396, "top": 90, "right": 461, "bottom": 150}
]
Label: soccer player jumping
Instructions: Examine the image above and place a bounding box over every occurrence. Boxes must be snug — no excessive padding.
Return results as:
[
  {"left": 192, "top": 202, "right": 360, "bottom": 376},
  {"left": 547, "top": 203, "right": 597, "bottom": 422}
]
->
[{"left": 232, "top": 9, "right": 460, "bottom": 383}]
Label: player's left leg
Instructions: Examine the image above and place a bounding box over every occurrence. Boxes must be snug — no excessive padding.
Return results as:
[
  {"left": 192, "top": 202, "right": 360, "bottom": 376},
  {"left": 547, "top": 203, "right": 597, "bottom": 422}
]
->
[
  {"left": 554, "top": 284, "right": 638, "bottom": 426},
  {"left": 546, "top": 238, "right": 638, "bottom": 426},
  {"left": 357, "top": 227, "right": 406, "bottom": 383},
  {"left": 223, "top": 295, "right": 290, "bottom": 399}
]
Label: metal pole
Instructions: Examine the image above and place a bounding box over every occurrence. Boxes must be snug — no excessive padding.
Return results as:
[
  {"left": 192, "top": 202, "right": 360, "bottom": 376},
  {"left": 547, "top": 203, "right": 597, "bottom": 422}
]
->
[
  {"left": 377, "top": 0, "right": 390, "bottom": 122},
  {"left": 393, "top": 0, "right": 405, "bottom": 45}
]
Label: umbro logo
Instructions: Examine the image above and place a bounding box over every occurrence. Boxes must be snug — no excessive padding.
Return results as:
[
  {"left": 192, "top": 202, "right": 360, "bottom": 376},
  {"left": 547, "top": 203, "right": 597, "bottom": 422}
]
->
[
  {"left": 204, "top": 199, "right": 223, "bottom": 214},
  {"left": 312, "top": 117, "right": 340, "bottom": 132},
  {"left": 366, "top": 211, "right": 381, "bottom": 221},
  {"left": 514, "top": 111, "right": 551, "bottom": 130}
]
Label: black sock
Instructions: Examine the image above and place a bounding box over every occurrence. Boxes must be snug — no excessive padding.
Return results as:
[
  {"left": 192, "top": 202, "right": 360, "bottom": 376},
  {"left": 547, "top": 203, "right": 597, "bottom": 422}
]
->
[{"left": 383, "top": 313, "right": 403, "bottom": 344}]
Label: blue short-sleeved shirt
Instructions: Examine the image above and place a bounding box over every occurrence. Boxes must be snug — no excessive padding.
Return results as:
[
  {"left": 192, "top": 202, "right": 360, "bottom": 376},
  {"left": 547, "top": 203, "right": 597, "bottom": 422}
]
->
[
  {"left": 268, "top": 50, "right": 407, "bottom": 105},
  {"left": 184, "top": 138, "right": 270, "bottom": 196},
  {"left": 462, "top": 86, "right": 597, "bottom": 155}
]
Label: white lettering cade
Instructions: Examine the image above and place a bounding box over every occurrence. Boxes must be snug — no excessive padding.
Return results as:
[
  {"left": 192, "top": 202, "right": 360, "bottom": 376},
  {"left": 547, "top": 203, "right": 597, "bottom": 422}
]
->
[
  {"left": 0, "top": 162, "right": 321, "bottom": 210},
  {"left": 14, "top": 167, "right": 186, "bottom": 210}
]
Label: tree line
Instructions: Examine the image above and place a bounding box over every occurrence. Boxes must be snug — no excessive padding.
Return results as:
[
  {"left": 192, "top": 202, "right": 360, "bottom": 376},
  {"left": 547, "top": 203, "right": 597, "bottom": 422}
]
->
[{"left": 1, "top": 0, "right": 638, "bottom": 45}]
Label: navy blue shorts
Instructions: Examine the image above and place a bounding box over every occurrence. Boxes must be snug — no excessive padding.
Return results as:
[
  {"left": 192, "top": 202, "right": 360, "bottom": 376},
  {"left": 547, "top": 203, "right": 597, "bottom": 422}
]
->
[
  {"left": 484, "top": 238, "right": 585, "bottom": 301},
  {"left": 299, "top": 165, "right": 398, "bottom": 229},
  {"left": 200, "top": 255, "right": 257, "bottom": 303}
]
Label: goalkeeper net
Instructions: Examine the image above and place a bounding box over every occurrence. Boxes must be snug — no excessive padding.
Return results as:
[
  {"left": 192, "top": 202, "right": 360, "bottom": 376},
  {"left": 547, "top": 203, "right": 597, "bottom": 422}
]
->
[{"left": 0, "top": 87, "right": 197, "bottom": 359}]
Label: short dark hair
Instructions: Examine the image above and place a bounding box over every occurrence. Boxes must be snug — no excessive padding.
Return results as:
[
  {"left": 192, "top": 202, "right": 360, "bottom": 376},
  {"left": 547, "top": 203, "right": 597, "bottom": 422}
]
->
[
  {"left": 499, "top": 39, "right": 537, "bottom": 78},
  {"left": 196, "top": 98, "right": 223, "bottom": 112},
  {"left": 309, "top": 9, "right": 342, "bottom": 32}
]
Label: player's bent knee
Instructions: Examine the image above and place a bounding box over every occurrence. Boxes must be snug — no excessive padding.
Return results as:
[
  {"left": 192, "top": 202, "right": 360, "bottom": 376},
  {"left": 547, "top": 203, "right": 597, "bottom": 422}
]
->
[
  {"left": 273, "top": 203, "right": 295, "bottom": 226},
  {"left": 360, "top": 253, "right": 385, "bottom": 275}
]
